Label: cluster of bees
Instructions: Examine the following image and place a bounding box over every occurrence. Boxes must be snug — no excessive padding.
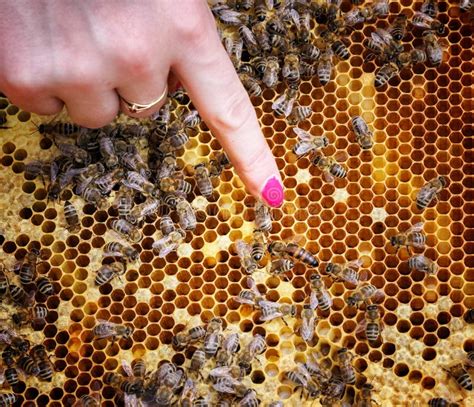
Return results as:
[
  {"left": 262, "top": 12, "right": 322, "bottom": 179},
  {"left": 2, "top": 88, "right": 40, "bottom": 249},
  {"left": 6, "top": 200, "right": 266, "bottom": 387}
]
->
[{"left": 0, "top": 252, "right": 56, "bottom": 406}]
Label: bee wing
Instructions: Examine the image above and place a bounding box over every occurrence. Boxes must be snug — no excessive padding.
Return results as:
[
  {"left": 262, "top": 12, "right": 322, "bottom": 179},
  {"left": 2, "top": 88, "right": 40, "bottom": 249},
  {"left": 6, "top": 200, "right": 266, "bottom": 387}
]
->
[
  {"left": 102, "top": 251, "right": 124, "bottom": 258},
  {"left": 334, "top": 151, "right": 349, "bottom": 162},
  {"left": 289, "top": 9, "right": 300, "bottom": 29},
  {"left": 96, "top": 319, "right": 116, "bottom": 328},
  {"left": 235, "top": 240, "right": 251, "bottom": 258},
  {"left": 260, "top": 310, "right": 284, "bottom": 321},
  {"left": 355, "top": 318, "right": 368, "bottom": 334},
  {"left": 212, "top": 378, "right": 238, "bottom": 394},
  {"left": 310, "top": 292, "right": 319, "bottom": 309},
  {"left": 124, "top": 394, "right": 139, "bottom": 407},
  {"left": 258, "top": 300, "right": 280, "bottom": 310},
  {"left": 346, "top": 259, "right": 363, "bottom": 270},
  {"left": 358, "top": 269, "right": 369, "bottom": 282},
  {"left": 265, "top": 0, "right": 274, "bottom": 10},
  {"left": 121, "top": 360, "right": 134, "bottom": 377},
  {"left": 246, "top": 277, "right": 261, "bottom": 296},
  {"left": 323, "top": 170, "right": 335, "bottom": 183},
  {"left": 233, "top": 293, "right": 256, "bottom": 306},
  {"left": 375, "top": 28, "right": 394, "bottom": 45},
  {"left": 372, "top": 289, "right": 385, "bottom": 302},
  {"left": 412, "top": 11, "right": 432, "bottom": 27},
  {"left": 209, "top": 366, "right": 233, "bottom": 378},
  {"left": 293, "top": 127, "right": 312, "bottom": 142},
  {"left": 296, "top": 363, "right": 313, "bottom": 381},
  {"left": 406, "top": 222, "right": 424, "bottom": 234}
]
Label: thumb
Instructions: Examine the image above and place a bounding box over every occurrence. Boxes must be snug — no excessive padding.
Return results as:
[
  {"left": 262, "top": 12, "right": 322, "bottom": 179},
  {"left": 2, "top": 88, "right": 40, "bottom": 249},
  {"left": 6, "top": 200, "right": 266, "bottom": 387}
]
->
[{"left": 172, "top": 12, "right": 284, "bottom": 207}]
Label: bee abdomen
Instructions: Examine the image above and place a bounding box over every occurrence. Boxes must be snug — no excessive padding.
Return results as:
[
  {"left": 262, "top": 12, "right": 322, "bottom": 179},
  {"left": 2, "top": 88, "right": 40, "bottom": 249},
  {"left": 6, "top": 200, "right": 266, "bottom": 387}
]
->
[
  {"left": 251, "top": 243, "right": 265, "bottom": 262},
  {"left": 36, "top": 360, "right": 53, "bottom": 381},
  {"left": 37, "top": 277, "right": 54, "bottom": 296},
  {"left": 366, "top": 322, "right": 380, "bottom": 342},
  {"left": 456, "top": 373, "right": 473, "bottom": 390},
  {"left": 330, "top": 164, "right": 347, "bottom": 179}
]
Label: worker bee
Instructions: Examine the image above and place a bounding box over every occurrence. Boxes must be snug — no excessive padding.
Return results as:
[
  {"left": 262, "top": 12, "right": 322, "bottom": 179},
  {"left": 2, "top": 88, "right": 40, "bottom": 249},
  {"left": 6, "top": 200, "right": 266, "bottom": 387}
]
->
[
  {"left": 420, "top": 0, "right": 439, "bottom": 17},
  {"left": 213, "top": 376, "right": 250, "bottom": 398},
  {"left": 269, "top": 239, "right": 319, "bottom": 267},
  {"left": 176, "top": 197, "right": 197, "bottom": 230},
  {"left": 464, "top": 308, "right": 474, "bottom": 324},
  {"left": 55, "top": 143, "right": 90, "bottom": 167},
  {"left": 235, "top": 240, "right": 258, "bottom": 274},
  {"left": 262, "top": 56, "right": 280, "bottom": 88},
  {"left": 9, "top": 284, "right": 35, "bottom": 307},
  {"left": 351, "top": 116, "right": 374, "bottom": 150},
  {"left": 235, "top": 277, "right": 266, "bottom": 308},
  {"left": 31, "top": 344, "right": 54, "bottom": 382},
  {"left": 288, "top": 105, "right": 312, "bottom": 125},
  {"left": 180, "top": 378, "right": 198, "bottom": 407},
  {"left": 389, "top": 13, "right": 408, "bottom": 41},
  {"left": 36, "top": 276, "right": 54, "bottom": 296},
  {"left": 93, "top": 320, "right": 132, "bottom": 343},
  {"left": 285, "top": 363, "right": 321, "bottom": 398},
  {"left": 123, "top": 171, "right": 157, "bottom": 196},
  {"left": 195, "top": 163, "right": 213, "bottom": 199},
  {"left": 216, "top": 333, "right": 240, "bottom": 367},
  {"left": 282, "top": 53, "right": 301, "bottom": 89},
  {"left": 293, "top": 128, "right": 329, "bottom": 158},
  {"left": 466, "top": 350, "right": 474, "bottom": 367},
  {"left": 239, "top": 72, "right": 262, "bottom": 98},
  {"left": 321, "top": 375, "right": 346, "bottom": 405},
  {"left": 396, "top": 48, "right": 427, "bottom": 69},
  {"left": 416, "top": 176, "right": 447, "bottom": 210},
  {"left": 152, "top": 228, "right": 186, "bottom": 257},
  {"left": 189, "top": 348, "right": 207, "bottom": 378},
  {"left": 423, "top": 30, "right": 444, "bottom": 66},
  {"left": 390, "top": 222, "right": 426, "bottom": 253},
  {"left": 127, "top": 197, "right": 160, "bottom": 225},
  {"left": 2, "top": 347, "right": 20, "bottom": 386},
  {"left": 300, "top": 300, "right": 318, "bottom": 343},
  {"left": 237, "top": 334, "right": 266, "bottom": 375},
  {"left": 203, "top": 318, "right": 223, "bottom": 357},
  {"left": 77, "top": 394, "right": 101, "bottom": 407},
  {"left": 0, "top": 393, "right": 17, "bottom": 407},
  {"left": 156, "top": 153, "right": 177, "bottom": 181},
  {"left": 365, "top": 28, "right": 404, "bottom": 63},
  {"left": 93, "top": 168, "right": 125, "bottom": 195},
  {"left": 357, "top": 304, "right": 384, "bottom": 344},
  {"left": 317, "top": 49, "right": 334, "bottom": 85},
  {"left": 16, "top": 248, "right": 41, "bottom": 285},
  {"left": 444, "top": 363, "right": 473, "bottom": 390},
  {"left": 325, "top": 259, "right": 366, "bottom": 286},
  {"left": 103, "top": 241, "right": 139, "bottom": 262},
  {"left": 346, "top": 284, "right": 384, "bottom": 308},
  {"left": 305, "top": 351, "right": 333, "bottom": 383},
  {"left": 172, "top": 325, "right": 207, "bottom": 350},
  {"left": 239, "top": 25, "right": 260, "bottom": 56},
  {"left": 209, "top": 152, "right": 231, "bottom": 178},
  {"left": 312, "top": 153, "right": 347, "bottom": 182},
  {"left": 98, "top": 134, "right": 119, "bottom": 169},
  {"left": 17, "top": 353, "right": 39, "bottom": 376},
  {"left": 0, "top": 327, "right": 30, "bottom": 353},
  {"left": 310, "top": 273, "right": 332, "bottom": 312},
  {"left": 321, "top": 31, "right": 350, "bottom": 60},
  {"left": 254, "top": 201, "right": 272, "bottom": 232},
  {"left": 11, "top": 304, "right": 48, "bottom": 327},
  {"left": 110, "top": 219, "right": 142, "bottom": 243},
  {"left": 159, "top": 214, "right": 175, "bottom": 236},
  {"left": 374, "top": 62, "right": 399, "bottom": 87},
  {"left": 252, "top": 21, "right": 271, "bottom": 53},
  {"left": 113, "top": 186, "right": 135, "bottom": 219},
  {"left": 259, "top": 300, "right": 297, "bottom": 323},
  {"left": 408, "top": 255, "right": 438, "bottom": 275},
  {"left": 460, "top": 0, "right": 474, "bottom": 12},
  {"left": 103, "top": 372, "right": 142, "bottom": 395},
  {"left": 251, "top": 229, "right": 266, "bottom": 262},
  {"left": 179, "top": 109, "right": 201, "bottom": 130},
  {"left": 336, "top": 348, "right": 356, "bottom": 384},
  {"left": 412, "top": 11, "right": 445, "bottom": 34},
  {"left": 212, "top": 4, "right": 248, "bottom": 26},
  {"left": 428, "top": 398, "right": 460, "bottom": 407},
  {"left": 80, "top": 185, "right": 106, "bottom": 207},
  {"left": 269, "top": 258, "right": 294, "bottom": 277},
  {"left": 159, "top": 177, "right": 192, "bottom": 197},
  {"left": 95, "top": 261, "right": 126, "bottom": 286},
  {"left": 34, "top": 121, "right": 85, "bottom": 138},
  {"left": 254, "top": 0, "right": 272, "bottom": 21},
  {"left": 272, "top": 88, "right": 298, "bottom": 117},
  {"left": 63, "top": 200, "right": 80, "bottom": 232}
]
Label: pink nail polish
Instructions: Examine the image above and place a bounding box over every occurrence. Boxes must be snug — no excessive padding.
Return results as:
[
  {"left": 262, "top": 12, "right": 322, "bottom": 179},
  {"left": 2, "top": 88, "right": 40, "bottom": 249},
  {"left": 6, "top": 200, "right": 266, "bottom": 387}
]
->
[{"left": 261, "top": 176, "right": 284, "bottom": 208}]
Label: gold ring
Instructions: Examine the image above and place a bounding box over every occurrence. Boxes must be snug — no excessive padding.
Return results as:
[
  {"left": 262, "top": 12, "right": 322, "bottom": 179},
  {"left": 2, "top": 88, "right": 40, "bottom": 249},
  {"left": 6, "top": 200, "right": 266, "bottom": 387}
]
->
[{"left": 119, "top": 85, "right": 168, "bottom": 114}]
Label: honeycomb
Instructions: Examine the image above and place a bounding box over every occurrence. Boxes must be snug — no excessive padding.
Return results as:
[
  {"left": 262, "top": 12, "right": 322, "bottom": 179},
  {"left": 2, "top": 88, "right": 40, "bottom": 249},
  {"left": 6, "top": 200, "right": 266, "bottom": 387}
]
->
[{"left": 0, "top": 0, "right": 472, "bottom": 405}]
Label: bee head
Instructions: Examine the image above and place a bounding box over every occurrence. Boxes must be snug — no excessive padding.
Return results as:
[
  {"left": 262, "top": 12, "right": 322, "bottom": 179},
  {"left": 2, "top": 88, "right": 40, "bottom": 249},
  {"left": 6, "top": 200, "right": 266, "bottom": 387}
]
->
[
  {"left": 439, "top": 176, "right": 447, "bottom": 187},
  {"left": 390, "top": 236, "right": 398, "bottom": 246},
  {"left": 312, "top": 155, "right": 323, "bottom": 165},
  {"left": 346, "top": 296, "right": 357, "bottom": 306},
  {"left": 290, "top": 305, "right": 297, "bottom": 317},
  {"left": 310, "top": 273, "right": 320, "bottom": 282},
  {"left": 337, "top": 347, "right": 347, "bottom": 355},
  {"left": 367, "top": 304, "right": 378, "bottom": 312},
  {"left": 325, "top": 263, "right": 334, "bottom": 273},
  {"left": 322, "top": 136, "right": 329, "bottom": 147}
]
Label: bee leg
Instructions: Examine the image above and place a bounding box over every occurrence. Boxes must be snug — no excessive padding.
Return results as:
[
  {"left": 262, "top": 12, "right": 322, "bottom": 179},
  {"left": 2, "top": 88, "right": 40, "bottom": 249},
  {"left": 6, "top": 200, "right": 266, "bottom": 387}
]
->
[{"left": 280, "top": 317, "right": 288, "bottom": 327}]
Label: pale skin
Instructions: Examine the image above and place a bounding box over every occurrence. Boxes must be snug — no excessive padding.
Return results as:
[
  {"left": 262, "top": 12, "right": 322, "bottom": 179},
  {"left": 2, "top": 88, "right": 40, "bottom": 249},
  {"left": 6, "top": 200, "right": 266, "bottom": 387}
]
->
[{"left": 0, "top": 0, "right": 284, "bottom": 207}]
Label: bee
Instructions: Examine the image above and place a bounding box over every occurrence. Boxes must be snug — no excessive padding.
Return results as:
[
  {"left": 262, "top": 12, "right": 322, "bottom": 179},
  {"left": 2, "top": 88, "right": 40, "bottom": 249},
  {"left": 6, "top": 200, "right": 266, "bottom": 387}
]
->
[
  {"left": 254, "top": 201, "right": 272, "bottom": 232},
  {"left": 103, "top": 372, "right": 142, "bottom": 395},
  {"left": 236, "top": 0, "right": 255, "bottom": 11},
  {"left": 282, "top": 53, "right": 301, "bottom": 89},
  {"left": 180, "top": 378, "right": 198, "bottom": 407},
  {"left": 390, "top": 222, "right": 426, "bottom": 253},
  {"left": 93, "top": 320, "right": 132, "bottom": 343},
  {"left": 78, "top": 394, "right": 101, "bottom": 407},
  {"left": 238, "top": 389, "right": 260, "bottom": 407},
  {"left": 152, "top": 228, "right": 186, "bottom": 257},
  {"left": 151, "top": 101, "right": 171, "bottom": 127},
  {"left": 460, "top": 0, "right": 474, "bottom": 12},
  {"left": 195, "top": 163, "right": 213, "bottom": 199},
  {"left": 287, "top": 105, "right": 312, "bottom": 125},
  {"left": 305, "top": 351, "right": 333, "bottom": 384},
  {"left": 127, "top": 197, "right": 160, "bottom": 225},
  {"left": 172, "top": 325, "right": 207, "bottom": 350},
  {"left": 98, "top": 134, "right": 119, "bottom": 169},
  {"left": 357, "top": 304, "right": 384, "bottom": 344},
  {"left": 9, "top": 284, "right": 35, "bottom": 307},
  {"left": 175, "top": 197, "right": 196, "bottom": 231},
  {"left": 24, "top": 159, "right": 50, "bottom": 182},
  {"left": 317, "top": 49, "right": 334, "bottom": 85},
  {"left": 300, "top": 301, "right": 318, "bottom": 343},
  {"left": 0, "top": 393, "right": 17, "bottom": 407},
  {"left": 285, "top": 363, "right": 321, "bottom": 398},
  {"left": 293, "top": 128, "right": 329, "bottom": 157},
  {"left": 356, "top": 383, "right": 378, "bottom": 407},
  {"left": 255, "top": 0, "right": 272, "bottom": 21},
  {"left": 423, "top": 30, "right": 444, "bottom": 66},
  {"left": 216, "top": 333, "right": 240, "bottom": 367},
  {"left": 259, "top": 300, "right": 297, "bottom": 323},
  {"left": 310, "top": 273, "right": 332, "bottom": 312},
  {"left": 155, "top": 153, "right": 177, "bottom": 182},
  {"left": 444, "top": 363, "right": 473, "bottom": 390},
  {"left": 103, "top": 241, "right": 139, "bottom": 262},
  {"left": 209, "top": 152, "right": 231, "bottom": 178},
  {"left": 235, "top": 240, "right": 258, "bottom": 274},
  {"left": 203, "top": 317, "right": 224, "bottom": 357},
  {"left": 421, "top": 0, "right": 439, "bottom": 17},
  {"left": 93, "top": 168, "right": 125, "bottom": 195},
  {"left": 466, "top": 350, "right": 474, "bottom": 367},
  {"left": 110, "top": 219, "right": 142, "bottom": 243},
  {"left": 63, "top": 200, "right": 80, "bottom": 232},
  {"left": 17, "top": 354, "right": 39, "bottom": 375},
  {"left": 416, "top": 176, "right": 447, "bottom": 210},
  {"left": 235, "top": 277, "right": 266, "bottom": 308},
  {"left": 269, "top": 258, "right": 294, "bottom": 277},
  {"left": 351, "top": 116, "right": 374, "bottom": 150},
  {"left": 251, "top": 229, "right": 266, "bottom": 262},
  {"left": 0, "top": 264, "right": 8, "bottom": 298},
  {"left": 396, "top": 48, "right": 427, "bottom": 69},
  {"left": 31, "top": 344, "right": 54, "bottom": 381},
  {"left": 365, "top": 28, "right": 403, "bottom": 63},
  {"left": 300, "top": 43, "right": 321, "bottom": 62},
  {"left": 2, "top": 346, "right": 20, "bottom": 386},
  {"left": 346, "top": 284, "right": 384, "bottom": 308},
  {"left": 189, "top": 348, "right": 207, "bottom": 378},
  {"left": 159, "top": 177, "right": 192, "bottom": 197},
  {"left": 374, "top": 62, "right": 399, "bottom": 87},
  {"left": 389, "top": 13, "right": 408, "bottom": 41},
  {"left": 213, "top": 376, "right": 250, "bottom": 397},
  {"left": 239, "top": 25, "right": 260, "bottom": 56},
  {"left": 321, "top": 375, "right": 346, "bottom": 405},
  {"left": 412, "top": 11, "right": 445, "bottom": 34},
  {"left": 55, "top": 143, "right": 90, "bottom": 166},
  {"left": 239, "top": 72, "right": 262, "bottom": 97},
  {"left": 10, "top": 304, "right": 48, "bottom": 327},
  {"left": 123, "top": 171, "right": 157, "bottom": 197},
  {"left": 321, "top": 30, "right": 350, "bottom": 60},
  {"left": 408, "top": 255, "right": 438, "bottom": 275},
  {"left": 34, "top": 121, "right": 85, "bottom": 138},
  {"left": 262, "top": 56, "right": 280, "bottom": 88},
  {"left": 114, "top": 186, "right": 135, "bottom": 219},
  {"left": 237, "top": 334, "right": 266, "bottom": 375},
  {"left": 272, "top": 88, "right": 298, "bottom": 117},
  {"left": 312, "top": 153, "right": 347, "bottom": 182},
  {"left": 36, "top": 276, "right": 54, "bottom": 296},
  {"left": 428, "top": 398, "right": 460, "bottom": 407},
  {"left": 336, "top": 348, "right": 355, "bottom": 384},
  {"left": 17, "top": 248, "right": 41, "bottom": 285},
  {"left": 464, "top": 308, "right": 474, "bottom": 324},
  {"left": 253, "top": 21, "right": 271, "bottom": 53},
  {"left": 159, "top": 214, "right": 175, "bottom": 236},
  {"left": 325, "top": 259, "right": 366, "bottom": 286},
  {"left": 95, "top": 261, "right": 126, "bottom": 286}
]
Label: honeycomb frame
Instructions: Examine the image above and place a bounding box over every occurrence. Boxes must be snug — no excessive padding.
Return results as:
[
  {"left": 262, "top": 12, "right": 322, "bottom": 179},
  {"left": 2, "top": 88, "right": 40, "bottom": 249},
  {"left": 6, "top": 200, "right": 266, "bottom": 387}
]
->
[{"left": 0, "top": 1, "right": 473, "bottom": 406}]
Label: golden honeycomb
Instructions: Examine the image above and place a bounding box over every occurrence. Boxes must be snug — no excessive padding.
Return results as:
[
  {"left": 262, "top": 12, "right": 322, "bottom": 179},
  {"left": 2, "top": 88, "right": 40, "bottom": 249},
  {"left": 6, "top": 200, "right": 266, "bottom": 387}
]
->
[{"left": 0, "top": 0, "right": 472, "bottom": 406}]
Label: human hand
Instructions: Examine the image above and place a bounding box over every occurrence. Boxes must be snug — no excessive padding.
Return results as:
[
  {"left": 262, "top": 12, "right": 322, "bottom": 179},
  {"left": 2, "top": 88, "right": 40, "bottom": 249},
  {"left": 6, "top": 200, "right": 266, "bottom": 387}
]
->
[{"left": 0, "top": 0, "right": 284, "bottom": 207}]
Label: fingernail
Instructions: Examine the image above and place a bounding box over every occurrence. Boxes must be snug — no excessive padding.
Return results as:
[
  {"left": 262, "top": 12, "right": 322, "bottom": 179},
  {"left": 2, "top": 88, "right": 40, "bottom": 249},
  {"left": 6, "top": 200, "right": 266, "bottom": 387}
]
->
[{"left": 261, "top": 176, "right": 284, "bottom": 208}]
